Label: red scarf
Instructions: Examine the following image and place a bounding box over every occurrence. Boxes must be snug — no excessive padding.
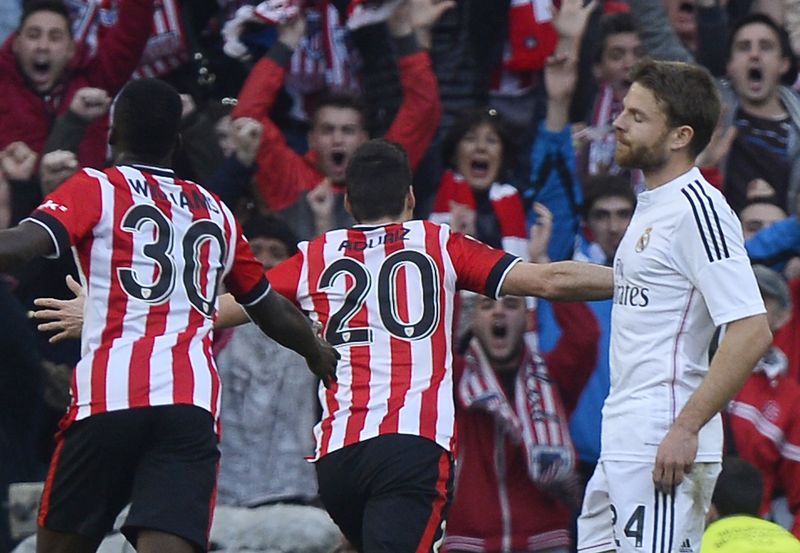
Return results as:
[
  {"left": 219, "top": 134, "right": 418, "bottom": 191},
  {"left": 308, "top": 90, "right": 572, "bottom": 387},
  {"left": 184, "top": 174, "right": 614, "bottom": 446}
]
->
[
  {"left": 459, "top": 338, "right": 577, "bottom": 491},
  {"left": 430, "top": 170, "right": 528, "bottom": 259}
]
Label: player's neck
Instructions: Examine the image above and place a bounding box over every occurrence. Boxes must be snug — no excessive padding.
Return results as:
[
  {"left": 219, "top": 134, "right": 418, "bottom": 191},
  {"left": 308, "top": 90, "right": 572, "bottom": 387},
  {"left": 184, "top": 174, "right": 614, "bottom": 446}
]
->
[
  {"left": 114, "top": 152, "right": 173, "bottom": 169},
  {"left": 641, "top": 158, "right": 694, "bottom": 191}
]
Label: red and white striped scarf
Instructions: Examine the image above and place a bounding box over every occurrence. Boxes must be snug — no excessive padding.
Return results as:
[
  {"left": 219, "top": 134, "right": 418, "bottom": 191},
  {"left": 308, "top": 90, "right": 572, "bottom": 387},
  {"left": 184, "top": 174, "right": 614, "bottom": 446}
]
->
[
  {"left": 66, "top": 0, "right": 189, "bottom": 79},
  {"left": 459, "top": 337, "right": 576, "bottom": 489},
  {"left": 430, "top": 170, "right": 528, "bottom": 259}
]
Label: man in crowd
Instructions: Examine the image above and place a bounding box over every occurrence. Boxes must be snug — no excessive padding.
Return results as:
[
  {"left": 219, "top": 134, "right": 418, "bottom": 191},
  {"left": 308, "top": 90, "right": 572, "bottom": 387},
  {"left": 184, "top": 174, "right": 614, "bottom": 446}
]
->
[
  {"left": 231, "top": 0, "right": 450, "bottom": 239},
  {"left": 0, "top": 0, "right": 155, "bottom": 168}
]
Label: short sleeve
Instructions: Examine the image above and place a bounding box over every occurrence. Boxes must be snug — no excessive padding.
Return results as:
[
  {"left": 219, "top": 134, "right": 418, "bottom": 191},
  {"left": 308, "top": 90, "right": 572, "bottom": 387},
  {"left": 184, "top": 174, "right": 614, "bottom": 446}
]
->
[
  {"left": 223, "top": 219, "right": 271, "bottom": 306},
  {"left": 671, "top": 189, "right": 765, "bottom": 326},
  {"left": 265, "top": 251, "right": 304, "bottom": 302},
  {"left": 447, "top": 231, "right": 520, "bottom": 298},
  {"left": 23, "top": 170, "right": 102, "bottom": 258}
]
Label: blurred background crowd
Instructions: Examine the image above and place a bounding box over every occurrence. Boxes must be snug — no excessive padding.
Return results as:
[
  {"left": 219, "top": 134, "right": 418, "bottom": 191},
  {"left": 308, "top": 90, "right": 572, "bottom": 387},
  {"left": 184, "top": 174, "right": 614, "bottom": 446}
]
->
[{"left": 2, "top": 0, "right": 800, "bottom": 551}]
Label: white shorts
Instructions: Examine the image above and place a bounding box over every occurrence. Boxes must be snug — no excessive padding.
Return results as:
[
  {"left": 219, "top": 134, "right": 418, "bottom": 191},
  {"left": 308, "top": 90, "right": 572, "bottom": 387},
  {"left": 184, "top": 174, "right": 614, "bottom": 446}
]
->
[{"left": 577, "top": 460, "right": 721, "bottom": 553}]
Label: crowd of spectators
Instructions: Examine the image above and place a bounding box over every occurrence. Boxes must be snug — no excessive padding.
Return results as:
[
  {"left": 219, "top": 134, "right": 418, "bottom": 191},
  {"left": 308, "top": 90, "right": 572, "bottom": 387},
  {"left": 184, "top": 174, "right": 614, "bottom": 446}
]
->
[{"left": 2, "top": 0, "right": 800, "bottom": 551}]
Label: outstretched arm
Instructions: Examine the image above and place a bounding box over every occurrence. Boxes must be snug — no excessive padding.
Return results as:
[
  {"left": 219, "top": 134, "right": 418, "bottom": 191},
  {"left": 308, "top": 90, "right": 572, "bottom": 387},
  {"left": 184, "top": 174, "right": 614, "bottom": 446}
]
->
[
  {"left": 501, "top": 260, "right": 613, "bottom": 301},
  {"left": 244, "top": 290, "right": 339, "bottom": 388}
]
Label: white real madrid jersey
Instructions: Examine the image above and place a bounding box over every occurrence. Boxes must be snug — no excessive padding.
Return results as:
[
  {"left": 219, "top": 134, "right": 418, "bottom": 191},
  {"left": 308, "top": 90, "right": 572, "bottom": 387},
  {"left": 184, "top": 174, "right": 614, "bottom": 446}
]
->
[{"left": 601, "top": 167, "right": 765, "bottom": 462}]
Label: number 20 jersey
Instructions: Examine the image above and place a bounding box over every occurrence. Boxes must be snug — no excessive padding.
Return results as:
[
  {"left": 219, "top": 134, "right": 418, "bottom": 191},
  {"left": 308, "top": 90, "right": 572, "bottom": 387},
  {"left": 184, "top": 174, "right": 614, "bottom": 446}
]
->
[
  {"left": 267, "top": 220, "right": 519, "bottom": 459},
  {"left": 26, "top": 165, "right": 270, "bottom": 427}
]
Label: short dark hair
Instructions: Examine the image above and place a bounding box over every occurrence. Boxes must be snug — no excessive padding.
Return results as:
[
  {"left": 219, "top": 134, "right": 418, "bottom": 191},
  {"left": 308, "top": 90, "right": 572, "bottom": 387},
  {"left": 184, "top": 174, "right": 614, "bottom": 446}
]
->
[
  {"left": 441, "top": 108, "right": 516, "bottom": 181},
  {"left": 630, "top": 59, "right": 720, "bottom": 158},
  {"left": 312, "top": 92, "right": 368, "bottom": 131},
  {"left": 712, "top": 457, "right": 763, "bottom": 517},
  {"left": 19, "top": 0, "right": 71, "bottom": 32},
  {"left": 112, "top": 78, "right": 182, "bottom": 160},
  {"left": 594, "top": 12, "right": 639, "bottom": 65},
  {"left": 242, "top": 214, "right": 299, "bottom": 255},
  {"left": 582, "top": 174, "right": 637, "bottom": 214},
  {"left": 727, "top": 13, "right": 798, "bottom": 86},
  {"left": 345, "top": 139, "right": 411, "bottom": 222}
]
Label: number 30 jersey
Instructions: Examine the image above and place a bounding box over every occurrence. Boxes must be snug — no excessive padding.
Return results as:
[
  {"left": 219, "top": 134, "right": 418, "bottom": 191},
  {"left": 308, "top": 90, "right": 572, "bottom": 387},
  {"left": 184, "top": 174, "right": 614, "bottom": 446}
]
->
[
  {"left": 267, "top": 220, "right": 519, "bottom": 459},
  {"left": 26, "top": 165, "right": 270, "bottom": 426}
]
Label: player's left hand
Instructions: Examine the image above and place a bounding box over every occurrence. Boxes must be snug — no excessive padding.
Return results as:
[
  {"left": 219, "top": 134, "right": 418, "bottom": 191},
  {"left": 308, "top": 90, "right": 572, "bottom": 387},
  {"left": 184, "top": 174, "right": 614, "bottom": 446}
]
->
[
  {"left": 306, "top": 334, "right": 340, "bottom": 390},
  {"left": 652, "top": 423, "right": 698, "bottom": 493},
  {"left": 32, "top": 275, "right": 85, "bottom": 343}
]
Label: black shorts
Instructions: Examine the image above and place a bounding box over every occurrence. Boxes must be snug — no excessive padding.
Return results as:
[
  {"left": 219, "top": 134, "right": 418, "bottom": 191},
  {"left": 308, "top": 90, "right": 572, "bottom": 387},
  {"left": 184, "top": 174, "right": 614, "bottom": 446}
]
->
[
  {"left": 315, "top": 434, "right": 453, "bottom": 553},
  {"left": 38, "top": 404, "right": 219, "bottom": 551}
]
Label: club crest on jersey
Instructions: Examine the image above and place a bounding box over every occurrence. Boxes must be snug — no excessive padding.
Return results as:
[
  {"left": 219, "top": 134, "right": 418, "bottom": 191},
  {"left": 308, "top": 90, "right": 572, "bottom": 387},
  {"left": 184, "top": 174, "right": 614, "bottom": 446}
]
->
[
  {"left": 40, "top": 199, "right": 68, "bottom": 212},
  {"left": 635, "top": 227, "right": 653, "bottom": 253}
]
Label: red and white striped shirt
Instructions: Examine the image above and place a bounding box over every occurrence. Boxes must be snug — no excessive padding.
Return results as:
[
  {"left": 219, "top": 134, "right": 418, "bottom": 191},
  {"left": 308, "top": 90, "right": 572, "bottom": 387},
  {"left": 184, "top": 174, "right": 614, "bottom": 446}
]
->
[
  {"left": 26, "top": 165, "right": 269, "bottom": 427},
  {"left": 267, "top": 220, "right": 519, "bottom": 459}
]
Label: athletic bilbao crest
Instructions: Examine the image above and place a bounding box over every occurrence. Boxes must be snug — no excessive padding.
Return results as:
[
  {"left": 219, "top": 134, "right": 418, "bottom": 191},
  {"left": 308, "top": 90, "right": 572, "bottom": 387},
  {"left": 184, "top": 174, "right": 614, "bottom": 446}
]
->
[{"left": 635, "top": 227, "right": 652, "bottom": 253}]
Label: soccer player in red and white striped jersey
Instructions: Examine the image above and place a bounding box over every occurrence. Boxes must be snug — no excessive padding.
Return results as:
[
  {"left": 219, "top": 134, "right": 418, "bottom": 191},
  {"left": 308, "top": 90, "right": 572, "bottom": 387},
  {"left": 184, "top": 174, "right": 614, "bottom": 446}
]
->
[
  {"left": 215, "top": 139, "right": 614, "bottom": 553},
  {"left": 0, "top": 79, "right": 337, "bottom": 553}
]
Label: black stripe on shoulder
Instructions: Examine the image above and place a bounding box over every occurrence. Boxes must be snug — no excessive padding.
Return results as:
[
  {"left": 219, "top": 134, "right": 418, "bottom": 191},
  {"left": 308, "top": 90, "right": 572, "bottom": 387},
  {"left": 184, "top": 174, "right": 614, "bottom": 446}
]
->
[
  {"left": 236, "top": 277, "right": 271, "bottom": 307},
  {"left": 680, "top": 189, "right": 714, "bottom": 263},
  {"left": 686, "top": 183, "right": 722, "bottom": 260},
  {"left": 486, "top": 253, "right": 520, "bottom": 299},
  {"left": 26, "top": 211, "right": 70, "bottom": 258},
  {"left": 694, "top": 180, "right": 730, "bottom": 258}
]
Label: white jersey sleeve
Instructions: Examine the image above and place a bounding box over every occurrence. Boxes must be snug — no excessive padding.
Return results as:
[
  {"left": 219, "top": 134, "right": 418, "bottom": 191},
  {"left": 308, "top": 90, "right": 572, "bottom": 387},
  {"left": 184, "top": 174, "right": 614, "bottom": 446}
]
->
[{"left": 670, "top": 183, "right": 765, "bottom": 326}]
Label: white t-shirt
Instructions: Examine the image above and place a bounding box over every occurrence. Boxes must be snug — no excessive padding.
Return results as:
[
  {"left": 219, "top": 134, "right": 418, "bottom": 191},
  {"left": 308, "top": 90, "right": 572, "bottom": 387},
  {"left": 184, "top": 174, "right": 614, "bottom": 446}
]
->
[{"left": 601, "top": 167, "right": 765, "bottom": 462}]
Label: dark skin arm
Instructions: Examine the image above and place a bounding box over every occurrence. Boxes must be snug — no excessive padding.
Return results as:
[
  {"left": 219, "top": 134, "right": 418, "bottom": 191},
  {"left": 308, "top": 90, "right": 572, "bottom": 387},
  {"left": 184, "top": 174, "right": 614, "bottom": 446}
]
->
[
  {"left": 0, "top": 222, "right": 54, "bottom": 272},
  {"left": 243, "top": 290, "right": 339, "bottom": 388}
]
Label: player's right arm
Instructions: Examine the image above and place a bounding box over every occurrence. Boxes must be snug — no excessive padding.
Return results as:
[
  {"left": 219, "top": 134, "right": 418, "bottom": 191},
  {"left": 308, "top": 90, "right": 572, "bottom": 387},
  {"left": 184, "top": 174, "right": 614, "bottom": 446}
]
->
[
  {"left": 501, "top": 260, "right": 614, "bottom": 301},
  {"left": 0, "top": 221, "right": 54, "bottom": 271}
]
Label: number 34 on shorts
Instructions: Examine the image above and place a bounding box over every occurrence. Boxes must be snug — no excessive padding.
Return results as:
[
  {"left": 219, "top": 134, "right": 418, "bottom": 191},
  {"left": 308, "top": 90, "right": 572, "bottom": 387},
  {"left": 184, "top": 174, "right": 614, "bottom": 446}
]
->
[{"left": 577, "top": 461, "right": 721, "bottom": 553}]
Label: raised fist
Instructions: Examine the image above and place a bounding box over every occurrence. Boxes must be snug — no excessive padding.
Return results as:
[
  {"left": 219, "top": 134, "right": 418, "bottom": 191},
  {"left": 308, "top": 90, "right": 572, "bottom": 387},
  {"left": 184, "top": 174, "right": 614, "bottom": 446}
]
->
[
  {"left": 69, "top": 88, "right": 112, "bottom": 121},
  {"left": 0, "top": 141, "right": 37, "bottom": 182},
  {"left": 40, "top": 150, "right": 79, "bottom": 194}
]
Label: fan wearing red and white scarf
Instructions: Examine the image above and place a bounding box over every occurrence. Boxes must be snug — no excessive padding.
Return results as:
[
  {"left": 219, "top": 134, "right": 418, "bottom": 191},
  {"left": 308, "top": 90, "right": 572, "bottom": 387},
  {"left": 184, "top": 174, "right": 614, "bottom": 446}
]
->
[
  {"left": 430, "top": 170, "right": 529, "bottom": 260},
  {"left": 459, "top": 336, "right": 577, "bottom": 491}
]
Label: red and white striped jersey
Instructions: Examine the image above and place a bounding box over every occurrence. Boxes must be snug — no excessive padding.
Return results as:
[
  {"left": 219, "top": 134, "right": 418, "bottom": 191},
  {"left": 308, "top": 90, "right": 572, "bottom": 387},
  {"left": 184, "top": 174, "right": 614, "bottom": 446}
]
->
[
  {"left": 267, "top": 219, "right": 519, "bottom": 459},
  {"left": 26, "top": 165, "right": 269, "bottom": 427}
]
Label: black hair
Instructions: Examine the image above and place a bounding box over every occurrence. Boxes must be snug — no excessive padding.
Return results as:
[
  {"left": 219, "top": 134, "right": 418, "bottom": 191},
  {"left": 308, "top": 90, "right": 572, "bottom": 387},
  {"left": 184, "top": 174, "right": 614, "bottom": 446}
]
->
[
  {"left": 712, "top": 457, "right": 764, "bottom": 517},
  {"left": 630, "top": 59, "right": 720, "bottom": 158},
  {"left": 312, "top": 92, "right": 368, "bottom": 131},
  {"left": 19, "top": 0, "right": 71, "bottom": 33},
  {"left": 242, "top": 214, "right": 299, "bottom": 255},
  {"left": 111, "top": 78, "right": 183, "bottom": 161},
  {"left": 727, "top": 13, "right": 798, "bottom": 86},
  {"left": 441, "top": 108, "right": 517, "bottom": 182},
  {"left": 593, "top": 11, "right": 639, "bottom": 65},
  {"left": 741, "top": 196, "right": 787, "bottom": 212},
  {"left": 345, "top": 139, "right": 411, "bottom": 222},
  {"left": 582, "top": 174, "right": 637, "bottom": 215}
]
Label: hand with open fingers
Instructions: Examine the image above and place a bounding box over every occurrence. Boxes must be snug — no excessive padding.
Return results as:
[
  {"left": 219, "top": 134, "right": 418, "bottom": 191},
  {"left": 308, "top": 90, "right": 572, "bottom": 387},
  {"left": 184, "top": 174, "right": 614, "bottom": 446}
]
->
[
  {"left": 554, "top": 0, "right": 597, "bottom": 42},
  {"left": 69, "top": 87, "right": 112, "bottom": 121},
  {"left": 409, "top": 0, "right": 456, "bottom": 33},
  {"left": 652, "top": 423, "right": 698, "bottom": 494},
  {"left": 1, "top": 141, "right": 38, "bottom": 182},
  {"left": 528, "top": 202, "right": 553, "bottom": 263},
  {"left": 32, "top": 275, "right": 85, "bottom": 343},
  {"left": 306, "top": 338, "right": 340, "bottom": 389}
]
